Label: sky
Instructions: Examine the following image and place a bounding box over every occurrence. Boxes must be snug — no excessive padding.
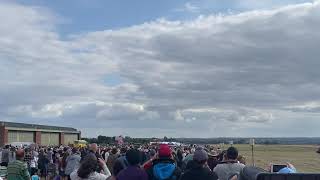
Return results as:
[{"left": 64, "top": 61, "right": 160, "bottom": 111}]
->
[{"left": 1, "top": 0, "right": 320, "bottom": 138}]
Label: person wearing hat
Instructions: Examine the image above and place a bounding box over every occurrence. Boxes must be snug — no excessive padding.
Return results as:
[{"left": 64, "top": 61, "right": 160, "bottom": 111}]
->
[
  {"left": 146, "top": 144, "right": 181, "bottom": 180},
  {"left": 207, "top": 150, "right": 220, "bottom": 171},
  {"left": 180, "top": 147, "right": 218, "bottom": 180}
]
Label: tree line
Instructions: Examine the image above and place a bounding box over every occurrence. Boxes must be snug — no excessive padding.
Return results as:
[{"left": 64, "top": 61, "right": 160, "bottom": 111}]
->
[{"left": 82, "top": 136, "right": 177, "bottom": 145}]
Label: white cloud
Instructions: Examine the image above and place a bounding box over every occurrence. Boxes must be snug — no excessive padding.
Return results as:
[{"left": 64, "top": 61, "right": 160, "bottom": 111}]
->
[
  {"left": 1, "top": 1, "right": 320, "bottom": 137},
  {"left": 175, "top": 2, "right": 200, "bottom": 13}
]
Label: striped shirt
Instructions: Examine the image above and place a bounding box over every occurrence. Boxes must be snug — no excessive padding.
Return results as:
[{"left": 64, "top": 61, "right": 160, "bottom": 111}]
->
[{"left": 7, "top": 160, "right": 30, "bottom": 180}]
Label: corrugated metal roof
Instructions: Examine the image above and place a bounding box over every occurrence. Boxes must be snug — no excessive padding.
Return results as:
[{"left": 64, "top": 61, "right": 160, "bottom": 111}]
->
[{"left": 0, "top": 121, "right": 78, "bottom": 132}]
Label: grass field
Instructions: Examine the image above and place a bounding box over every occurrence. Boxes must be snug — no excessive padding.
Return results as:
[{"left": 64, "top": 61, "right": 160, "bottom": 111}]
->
[{"left": 227, "top": 144, "right": 320, "bottom": 173}]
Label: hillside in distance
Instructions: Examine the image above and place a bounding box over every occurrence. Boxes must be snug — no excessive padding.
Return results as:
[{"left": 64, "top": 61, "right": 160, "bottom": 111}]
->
[{"left": 176, "top": 137, "right": 320, "bottom": 145}]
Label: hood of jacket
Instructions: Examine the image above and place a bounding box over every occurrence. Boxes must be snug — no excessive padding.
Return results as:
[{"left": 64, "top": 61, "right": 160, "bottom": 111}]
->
[{"left": 153, "top": 162, "right": 176, "bottom": 180}]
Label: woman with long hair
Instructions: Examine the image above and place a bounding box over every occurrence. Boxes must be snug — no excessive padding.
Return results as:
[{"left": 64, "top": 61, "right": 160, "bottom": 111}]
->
[{"left": 70, "top": 154, "right": 111, "bottom": 180}]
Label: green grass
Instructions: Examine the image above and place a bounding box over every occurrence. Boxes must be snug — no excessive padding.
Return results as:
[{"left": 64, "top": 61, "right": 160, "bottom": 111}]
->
[{"left": 225, "top": 144, "right": 320, "bottom": 173}]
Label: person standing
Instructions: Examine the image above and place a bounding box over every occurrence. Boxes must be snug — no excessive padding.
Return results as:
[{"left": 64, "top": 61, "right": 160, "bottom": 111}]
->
[
  {"left": 117, "top": 149, "right": 148, "bottom": 180},
  {"left": 30, "top": 150, "right": 39, "bottom": 176},
  {"left": 47, "top": 148, "right": 54, "bottom": 164},
  {"left": 213, "top": 147, "right": 245, "bottom": 180},
  {"left": 107, "top": 148, "right": 119, "bottom": 175},
  {"left": 180, "top": 148, "right": 218, "bottom": 180},
  {"left": 65, "top": 148, "right": 81, "bottom": 180},
  {"left": 23, "top": 148, "right": 32, "bottom": 174},
  {"left": 146, "top": 144, "right": 181, "bottom": 180},
  {"left": 113, "top": 147, "right": 128, "bottom": 176},
  {"left": 70, "top": 154, "right": 111, "bottom": 180},
  {"left": 7, "top": 149, "right": 30, "bottom": 180},
  {"left": 38, "top": 149, "right": 49, "bottom": 179},
  {"left": 0, "top": 145, "right": 10, "bottom": 167}
]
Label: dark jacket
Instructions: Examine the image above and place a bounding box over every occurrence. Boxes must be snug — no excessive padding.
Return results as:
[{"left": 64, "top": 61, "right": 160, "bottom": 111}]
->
[
  {"left": 147, "top": 158, "right": 181, "bottom": 180},
  {"left": 107, "top": 153, "right": 119, "bottom": 175},
  {"left": 38, "top": 153, "right": 49, "bottom": 170},
  {"left": 113, "top": 155, "right": 129, "bottom": 176},
  {"left": 179, "top": 165, "right": 218, "bottom": 180},
  {"left": 88, "top": 151, "right": 103, "bottom": 173},
  {"left": 117, "top": 165, "right": 148, "bottom": 180},
  {"left": 1, "top": 149, "right": 10, "bottom": 163}
]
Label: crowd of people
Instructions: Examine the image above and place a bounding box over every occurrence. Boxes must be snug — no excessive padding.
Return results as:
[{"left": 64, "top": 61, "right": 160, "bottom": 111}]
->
[{"left": 0, "top": 143, "right": 297, "bottom": 180}]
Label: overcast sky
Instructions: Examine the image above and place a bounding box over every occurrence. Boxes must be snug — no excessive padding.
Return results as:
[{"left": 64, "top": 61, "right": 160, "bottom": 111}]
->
[{"left": 1, "top": 0, "right": 320, "bottom": 138}]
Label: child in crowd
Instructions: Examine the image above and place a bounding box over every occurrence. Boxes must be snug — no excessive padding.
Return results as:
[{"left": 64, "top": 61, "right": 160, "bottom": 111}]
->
[{"left": 31, "top": 171, "right": 40, "bottom": 180}]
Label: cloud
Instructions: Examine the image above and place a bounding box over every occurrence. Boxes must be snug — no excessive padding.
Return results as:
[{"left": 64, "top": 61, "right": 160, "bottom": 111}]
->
[
  {"left": 1, "top": 1, "right": 320, "bottom": 137},
  {"left": 175, "top": 2, "right": 200, "bottom": 13},
  {"left": 284, "top": 102, "right": 320, "bottom": 112}
]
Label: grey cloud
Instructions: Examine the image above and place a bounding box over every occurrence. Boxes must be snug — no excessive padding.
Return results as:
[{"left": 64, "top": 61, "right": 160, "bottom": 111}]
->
[{"left": 1, "top": 1, "right": 320, "bottom": 137}]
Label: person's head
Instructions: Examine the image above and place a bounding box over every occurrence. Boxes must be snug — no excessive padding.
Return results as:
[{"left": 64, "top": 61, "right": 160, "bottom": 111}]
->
[
  {"left": 237, "top": 155, "right": 246, "bottom": 164},
  {"left": 72, "top": 148, "right": 78, "bottom": 154},
  {"left": 226, "top": 147, "right": 238, "bottom": 160},
  {"left": 149, "top": 149, "right": 156, "bottom": 157},
  {"left": 63, "top": 147, "right": 68, "bottom": 152},
  {"left": 16, "top": 149, "right": 25, "bottom": 160},
  {"left": 126, "top": 149, "right": 141, "bottom": 166},
  {"left": 120, "top": 147, "right": 127, "bottom": 155},
  {"left": 111, "top": 147, "right": 118, "bottom": 155},
  {"left": 4, "top": 145, "right": 10, "bottom": 149},
  {"left": 57, "top": 149, "right": 62, "bottom": 155},
  {"left": 193, "top": 147, "right": 208, "bottom": 166},
  {"left": 77, "top": 154, "right": 98, "bottom": 178},
  {"left": 39, "top": 148, "right": 44, "bottom": 154},
  {"left": 90, "top": 143, "right": 98, "bottom": 153},
  {"left": 158, "top": 144, "right": 172, "bottom": 159}
]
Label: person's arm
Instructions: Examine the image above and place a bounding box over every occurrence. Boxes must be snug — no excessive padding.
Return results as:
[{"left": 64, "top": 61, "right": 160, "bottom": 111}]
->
[
  {"left": 98, "top": 158, "right": 111, "bottom": 178},
  {"left": 142, "top": 153, "right": 157, "bottom": 168},
  {"left": 142, "top": 158, "right": 153, "bottom": 169}
]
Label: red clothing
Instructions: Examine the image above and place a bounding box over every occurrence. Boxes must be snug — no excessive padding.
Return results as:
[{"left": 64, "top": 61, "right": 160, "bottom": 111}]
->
[{"left": 143, "top": 161, "right": 152, "bottom": 170}]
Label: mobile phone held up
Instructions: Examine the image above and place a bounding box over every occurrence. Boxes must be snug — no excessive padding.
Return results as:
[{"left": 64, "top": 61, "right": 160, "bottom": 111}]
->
[{"left": 271, "top": 164, "right": 287, "bottom": 172}]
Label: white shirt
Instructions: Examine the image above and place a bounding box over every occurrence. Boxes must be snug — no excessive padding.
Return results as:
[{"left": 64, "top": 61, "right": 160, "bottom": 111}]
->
[
  {"left": 30, "top": 156, "right": 39, "bottom": 168},
  {"left": 104, "top": 152, "right": 110, "bottom": 162},
  {"left": 70, "top": 164, "right": 111, "bottom": 180}
]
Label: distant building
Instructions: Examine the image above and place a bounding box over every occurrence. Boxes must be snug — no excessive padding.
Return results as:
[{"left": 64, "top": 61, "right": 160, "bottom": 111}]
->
[{"left": 0, "top": 121, "right": 80, "bottom": 146}]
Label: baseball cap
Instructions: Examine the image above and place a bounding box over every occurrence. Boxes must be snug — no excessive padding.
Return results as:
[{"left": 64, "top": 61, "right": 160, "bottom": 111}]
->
[
  {"left": 158, "top": 144, "right": 172, "bottom": 158},
  {"left": 193, "top": 147, "right": 208, "bottom": 162}
]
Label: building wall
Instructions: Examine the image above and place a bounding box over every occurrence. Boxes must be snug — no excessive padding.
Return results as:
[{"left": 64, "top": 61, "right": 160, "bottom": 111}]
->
[
  {"left": 64, "top": 133, "right": 79, "bottom": 145},
  {"left": 7, "top": 130, "right": 35, "bottom": 143},
  {"left": 41, "top": 132, "right": 60, "bottom": 146},
  {"left": 35, "top": 131, "right": 41, "bottom": 145},
  {"left": 60, "top": 133, "right": 64, "bottom": 145},
  {"left": 1, "top": 125, "right": 80, "bottom": 147},
  {"left": 0, "top": 126, "right": 7, "bottom": 146}
]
